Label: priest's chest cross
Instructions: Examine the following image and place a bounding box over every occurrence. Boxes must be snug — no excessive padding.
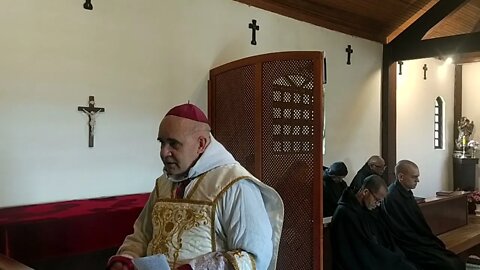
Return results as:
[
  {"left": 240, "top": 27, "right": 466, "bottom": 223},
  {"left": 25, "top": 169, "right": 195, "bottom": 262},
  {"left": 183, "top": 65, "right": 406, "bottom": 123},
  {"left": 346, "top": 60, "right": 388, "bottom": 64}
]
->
[{"left": 78, "top": 96, "right": 105, "bottom": 147}]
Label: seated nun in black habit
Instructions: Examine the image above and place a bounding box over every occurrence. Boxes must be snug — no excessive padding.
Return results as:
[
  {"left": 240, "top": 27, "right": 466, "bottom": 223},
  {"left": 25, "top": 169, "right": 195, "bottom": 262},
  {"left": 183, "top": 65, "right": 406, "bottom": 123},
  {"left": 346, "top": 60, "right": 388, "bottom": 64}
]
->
[
  {"left": 331, "top": 175, "right": 417, "bottom": 270},
  {"left": 323, "top": 161, "right": 348, "bottom": 217},
  {"left": 383, "top": 160, "right": 464, "bottom": 270}
]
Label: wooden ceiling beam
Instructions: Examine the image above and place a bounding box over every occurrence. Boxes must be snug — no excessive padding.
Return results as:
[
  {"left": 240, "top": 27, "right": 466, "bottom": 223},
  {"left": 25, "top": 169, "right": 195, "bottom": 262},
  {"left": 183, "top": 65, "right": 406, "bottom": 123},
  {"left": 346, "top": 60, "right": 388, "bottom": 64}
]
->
[
  {"left": 473, "top": 18, "right": 480, "bottom": 32},
  {"left": 389, "top": 31, "right": 480, "bottom": 62},
  {"left": 453, "top": 52, "right": 480, "bottom": 64},
  {"left": 386, "top": 0, "right": 439, "bottom": 44},
  {"left": 386, "top": 0, "right": 480, "bottom": 62},
  {"left": 391, "top": 0, "right": 468, "bottom": 45},
  {"left": 234, "top": 0, "right": 385, "bottom": 42}
]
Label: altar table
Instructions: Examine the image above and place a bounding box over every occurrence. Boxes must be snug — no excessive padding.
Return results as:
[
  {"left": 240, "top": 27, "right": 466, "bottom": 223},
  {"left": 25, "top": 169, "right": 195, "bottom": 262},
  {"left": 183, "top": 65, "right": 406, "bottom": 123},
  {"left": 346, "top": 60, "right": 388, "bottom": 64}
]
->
[{"left": 0, "top": 193, "right": 149, "bottom": 265}]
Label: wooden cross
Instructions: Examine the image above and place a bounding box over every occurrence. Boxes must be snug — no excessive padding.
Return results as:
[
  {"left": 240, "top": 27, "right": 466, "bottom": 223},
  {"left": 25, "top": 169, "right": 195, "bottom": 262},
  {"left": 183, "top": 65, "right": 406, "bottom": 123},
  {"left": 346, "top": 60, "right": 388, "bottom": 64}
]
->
[
  {"left": 78, "top": 96, "right": 105, "bottom": 147},
  {"left": 423, "top": 64, "right": 428, "bottom": 80},
  {"left": 249, "top": 19, "right": 259, "bottom": 45},
  {"left": 398, "top": 61, "right": 404, "bottom": 75},
  {"left": 345, "top": 45, "right": 353, "bottom": 65}
]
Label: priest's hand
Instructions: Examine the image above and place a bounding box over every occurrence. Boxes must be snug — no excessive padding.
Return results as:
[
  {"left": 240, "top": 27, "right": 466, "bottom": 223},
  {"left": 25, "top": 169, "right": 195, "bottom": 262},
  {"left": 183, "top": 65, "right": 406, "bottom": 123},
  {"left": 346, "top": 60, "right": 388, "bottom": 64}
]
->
[
  {"left": 106, "top": 255, "right": 135, "bottom": 270},
  {"left": 109, "top": 261, "right": 130, "bottom": 270}
]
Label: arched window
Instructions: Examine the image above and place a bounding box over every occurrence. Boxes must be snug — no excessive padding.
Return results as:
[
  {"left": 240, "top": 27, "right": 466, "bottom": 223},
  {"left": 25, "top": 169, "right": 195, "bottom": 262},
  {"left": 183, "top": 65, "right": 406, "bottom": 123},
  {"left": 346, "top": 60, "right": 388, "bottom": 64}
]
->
[{"left": 434, "top": 96, "right": 444, "bottom": 149}]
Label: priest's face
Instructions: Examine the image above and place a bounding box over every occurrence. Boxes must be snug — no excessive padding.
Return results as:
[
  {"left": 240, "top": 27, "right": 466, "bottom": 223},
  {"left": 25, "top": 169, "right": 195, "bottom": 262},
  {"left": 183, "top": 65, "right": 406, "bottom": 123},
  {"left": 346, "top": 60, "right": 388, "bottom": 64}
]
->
[
  {"left": 158, "top": 116, "right": 208, "bottom": 178},
  {"left": 399, "top": 165, "right": 420, "bottom": 190}
]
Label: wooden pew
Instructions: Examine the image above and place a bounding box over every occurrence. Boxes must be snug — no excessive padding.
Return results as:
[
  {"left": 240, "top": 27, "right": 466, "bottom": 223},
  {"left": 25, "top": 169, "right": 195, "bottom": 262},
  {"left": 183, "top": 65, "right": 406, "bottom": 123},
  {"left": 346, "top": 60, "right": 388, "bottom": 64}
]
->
[
  {"left": 420, "top": 192, "right": 480, "bottom": 256},
  {"left": 323, "top": 217, "right": 332, "bottom": 270},
  {"left": 322, "top": 191, "right": 473, "bottom": 270},
  {"left": 418, "top": 191, "right": 468, "bottom": 235},
  {"left": 438, "top": 215, "right": 480, "bottom": 255},
  {"left": 0, "top": 254, "right": 33, "bottom": 270}
]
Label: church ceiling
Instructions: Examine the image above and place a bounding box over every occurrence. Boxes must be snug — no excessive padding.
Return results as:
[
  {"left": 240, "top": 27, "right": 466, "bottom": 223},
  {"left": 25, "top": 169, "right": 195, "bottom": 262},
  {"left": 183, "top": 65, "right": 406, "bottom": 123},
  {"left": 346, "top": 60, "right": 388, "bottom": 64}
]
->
[
  {"left": 424, "top": 0, "right": 480, "bottom": 40},
  {"left": 235, "top": 0, "right": 480, "bottom": 44}
]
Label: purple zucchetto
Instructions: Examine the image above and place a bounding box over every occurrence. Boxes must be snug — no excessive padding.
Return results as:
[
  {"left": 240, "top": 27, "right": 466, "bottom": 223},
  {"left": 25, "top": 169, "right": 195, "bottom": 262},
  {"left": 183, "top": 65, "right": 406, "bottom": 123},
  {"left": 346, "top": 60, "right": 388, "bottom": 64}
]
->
[{"left": 165, "top": 103, "right": 209, "bottom": 124}]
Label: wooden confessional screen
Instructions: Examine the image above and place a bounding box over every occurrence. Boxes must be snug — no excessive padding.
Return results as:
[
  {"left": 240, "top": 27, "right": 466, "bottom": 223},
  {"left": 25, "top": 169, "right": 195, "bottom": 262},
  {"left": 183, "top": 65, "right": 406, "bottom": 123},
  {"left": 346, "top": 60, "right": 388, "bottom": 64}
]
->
[{"left": 208, "top": 51, "right": 324, "bottom": 270}]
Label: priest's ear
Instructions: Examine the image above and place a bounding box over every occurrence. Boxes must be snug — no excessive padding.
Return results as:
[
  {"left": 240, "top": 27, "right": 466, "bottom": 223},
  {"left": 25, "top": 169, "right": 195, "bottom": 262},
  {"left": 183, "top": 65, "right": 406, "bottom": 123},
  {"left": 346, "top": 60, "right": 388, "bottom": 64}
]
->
[
  {"left": 196, "top": 134, "right": 210, "bottom": 154},
  {"left": 193, "top": 122, "right": 211, "bottom": 154}
]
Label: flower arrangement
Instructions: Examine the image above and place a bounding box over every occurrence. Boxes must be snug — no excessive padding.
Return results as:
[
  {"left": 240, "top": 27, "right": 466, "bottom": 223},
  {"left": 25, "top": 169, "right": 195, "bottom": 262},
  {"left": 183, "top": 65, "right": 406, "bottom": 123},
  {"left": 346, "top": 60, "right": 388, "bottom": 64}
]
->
[
  {"left": 468, "top": 140, "right": 480, "bottom": 149},
  {"left": 468, "top": 191, "right": 480, "bottom": 204}
]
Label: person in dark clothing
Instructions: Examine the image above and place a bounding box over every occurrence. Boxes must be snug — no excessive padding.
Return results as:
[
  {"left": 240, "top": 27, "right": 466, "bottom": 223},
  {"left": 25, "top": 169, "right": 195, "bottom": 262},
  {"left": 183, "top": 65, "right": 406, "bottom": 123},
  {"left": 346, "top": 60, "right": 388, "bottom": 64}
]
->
[
  {"left": 349, "top": 155, "right": 386, "bottom": 193},
  {"left": 323, "top": 162, "right": 348, "bottom": 217},
  {"left": 383, "top": 160, "right": 464, "bottom": 270},
  {"left": 331, "top": 175, "right": 417, "bottom": 270}
]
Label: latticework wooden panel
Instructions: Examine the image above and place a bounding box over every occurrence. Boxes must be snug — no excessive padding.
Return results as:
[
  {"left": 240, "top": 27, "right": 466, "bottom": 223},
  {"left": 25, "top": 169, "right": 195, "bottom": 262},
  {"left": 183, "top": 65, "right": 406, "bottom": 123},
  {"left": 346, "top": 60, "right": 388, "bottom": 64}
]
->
[
  {"left": 209, "top": 52, "right": 323, "bottom": 270},
  {"left": 262, "top": 59, "right": 316, "bottom": 270},
  {"left": 211, "top": 65, "right": 256, "bottom": 173}
]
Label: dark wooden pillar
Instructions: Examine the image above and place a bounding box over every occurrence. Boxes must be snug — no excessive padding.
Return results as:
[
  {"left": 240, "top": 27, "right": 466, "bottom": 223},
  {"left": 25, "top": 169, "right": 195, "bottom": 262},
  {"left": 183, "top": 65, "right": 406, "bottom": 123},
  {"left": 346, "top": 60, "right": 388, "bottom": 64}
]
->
[
  {"left": 453, "top": 64, "right": 463, "bottom": 140},
  {"left": 381, "top": 46, "right": 397, "bottom": 184}
]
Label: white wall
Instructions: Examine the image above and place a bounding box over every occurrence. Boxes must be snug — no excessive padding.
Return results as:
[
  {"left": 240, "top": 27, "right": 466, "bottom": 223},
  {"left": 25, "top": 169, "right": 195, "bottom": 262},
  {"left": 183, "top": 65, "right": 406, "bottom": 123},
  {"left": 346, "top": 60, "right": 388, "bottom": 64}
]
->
[
  {"left": 462, "top": 63, "right": 480, "bottom": 137},
  {"left": 461, "top": 62, "right": 480, "bottom": 188},
  {"left": 323, "top": 48, "right": 382, "bottom": 184},
  {"left": 397, "top": 58, "right": 455, "bottom": 197},
  {"left": 0, "top": 0, "right": 382, "bottom": 207}
]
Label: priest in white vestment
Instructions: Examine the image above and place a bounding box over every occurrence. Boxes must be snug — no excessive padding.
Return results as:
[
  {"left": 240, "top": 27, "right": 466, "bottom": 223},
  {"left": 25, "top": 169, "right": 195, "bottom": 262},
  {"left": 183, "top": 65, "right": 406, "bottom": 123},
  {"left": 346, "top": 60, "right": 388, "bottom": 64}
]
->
[{"left": 107, "top": 103, "right": 284, "bottom": 270}]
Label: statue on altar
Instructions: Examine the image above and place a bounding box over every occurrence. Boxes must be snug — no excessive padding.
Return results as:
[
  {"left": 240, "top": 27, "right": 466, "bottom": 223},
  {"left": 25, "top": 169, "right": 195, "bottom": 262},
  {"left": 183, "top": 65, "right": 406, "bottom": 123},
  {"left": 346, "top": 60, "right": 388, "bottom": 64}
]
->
[{"left": 456, "top": 116, "right": 475, "bottom": 150}]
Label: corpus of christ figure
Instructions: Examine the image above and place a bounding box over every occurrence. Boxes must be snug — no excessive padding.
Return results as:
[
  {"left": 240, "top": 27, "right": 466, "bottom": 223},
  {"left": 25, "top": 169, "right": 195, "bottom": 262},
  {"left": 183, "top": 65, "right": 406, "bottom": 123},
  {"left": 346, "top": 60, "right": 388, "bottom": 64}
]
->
[{"left": 78, "top": 96, "right": 105, "bottom": 147}]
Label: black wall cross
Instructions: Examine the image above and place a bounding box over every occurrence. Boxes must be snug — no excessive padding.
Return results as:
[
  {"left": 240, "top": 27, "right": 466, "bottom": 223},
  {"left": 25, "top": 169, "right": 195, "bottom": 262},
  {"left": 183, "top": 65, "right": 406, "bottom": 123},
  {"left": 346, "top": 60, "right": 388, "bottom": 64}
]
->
[
  {"left": 345, "top": 45, "right": 353, "bottom": 65},
  {"left": 249, "top": 19, "right": 259, "bottom": 45},
  {"left": 423, "top": 64, "right": 428, "bottom": 80},
  {"left": 78, "top": 96, "right": 105, "bottom": 147},
  {"left": 398, "top": 61, "right": 404, "bottom": 75}
]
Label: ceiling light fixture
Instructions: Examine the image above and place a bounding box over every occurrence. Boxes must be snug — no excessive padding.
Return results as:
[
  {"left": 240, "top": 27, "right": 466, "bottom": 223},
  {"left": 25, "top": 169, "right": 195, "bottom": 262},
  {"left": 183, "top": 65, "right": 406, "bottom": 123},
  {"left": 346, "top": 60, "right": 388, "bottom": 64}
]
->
[{"left": 83, "top": 0, "right": 93, "bottom": 10}]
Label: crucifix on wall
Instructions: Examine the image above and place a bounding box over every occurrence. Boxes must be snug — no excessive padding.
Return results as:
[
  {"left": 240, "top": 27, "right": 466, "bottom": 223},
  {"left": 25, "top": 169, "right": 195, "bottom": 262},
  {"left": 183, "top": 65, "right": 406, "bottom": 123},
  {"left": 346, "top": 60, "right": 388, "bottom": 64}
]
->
[
  {"left": 78, "top": 96, "right": 105, "bottom": 147},
  {"left": 249, "top": 19, "right": 259, "bottom": 45}
]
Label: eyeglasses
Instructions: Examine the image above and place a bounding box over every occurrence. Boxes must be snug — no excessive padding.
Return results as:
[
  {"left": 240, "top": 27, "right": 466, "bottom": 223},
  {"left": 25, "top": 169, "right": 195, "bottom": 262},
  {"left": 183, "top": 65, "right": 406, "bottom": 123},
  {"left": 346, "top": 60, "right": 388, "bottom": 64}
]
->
[{"left": 367, "top": 189, "right": 384, "bottom": 206}]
